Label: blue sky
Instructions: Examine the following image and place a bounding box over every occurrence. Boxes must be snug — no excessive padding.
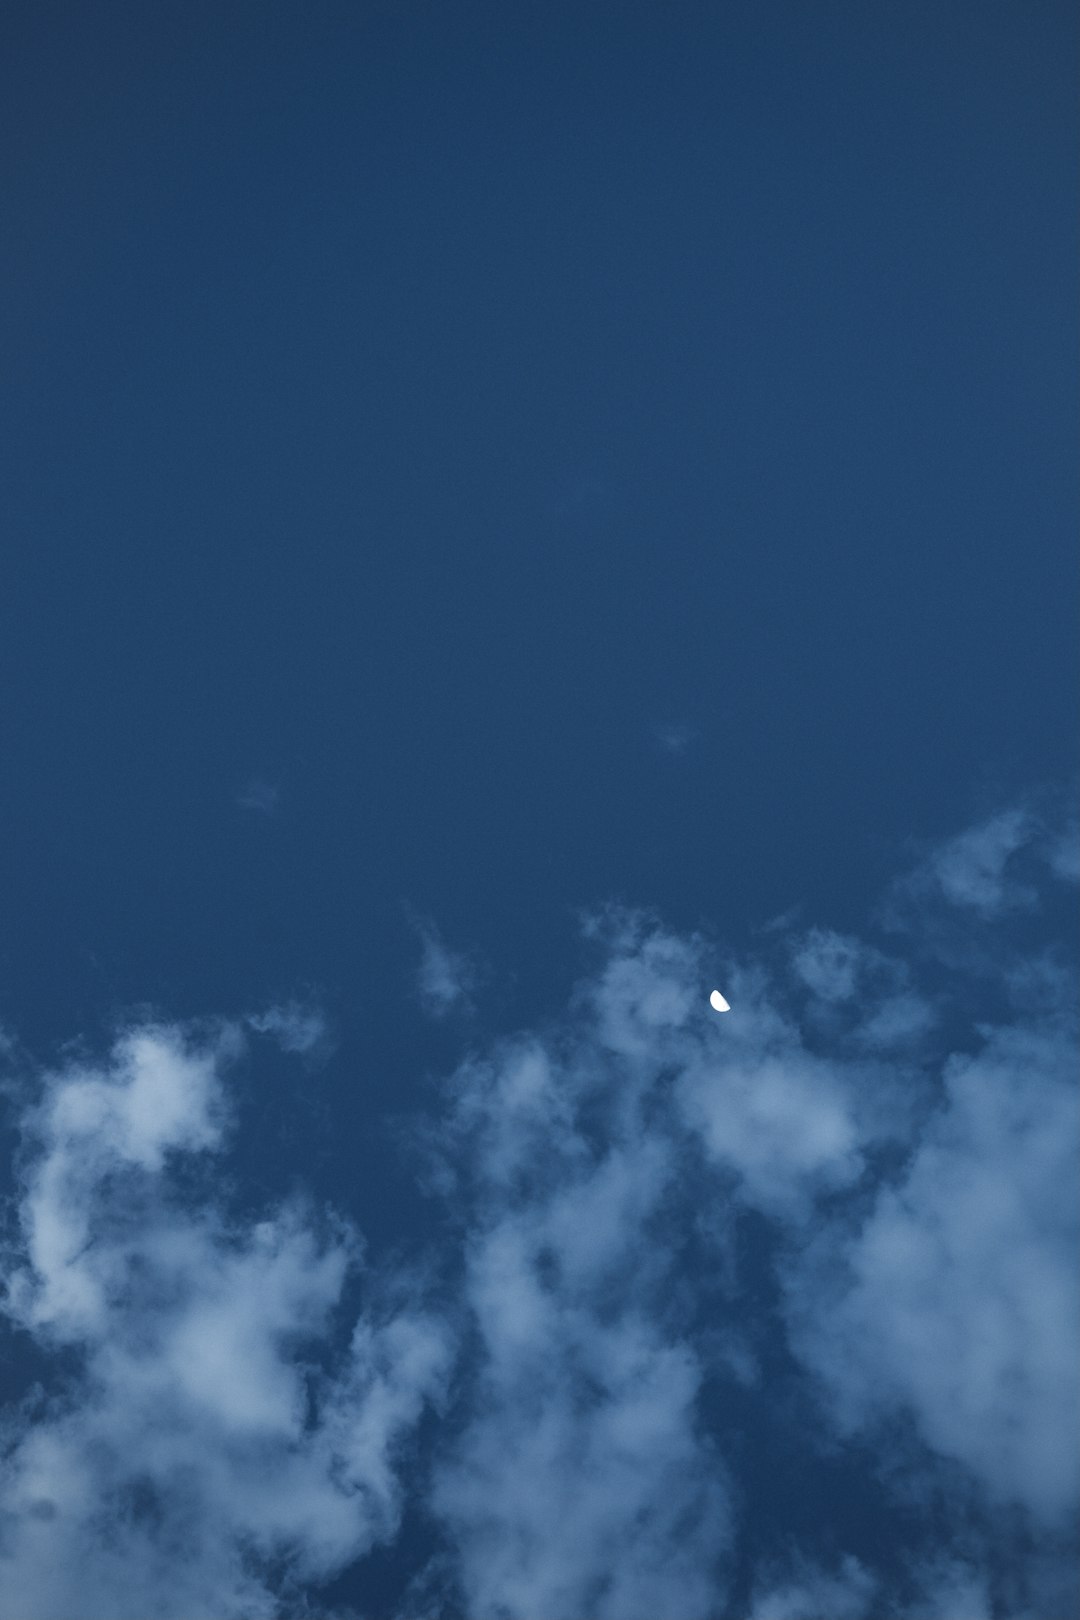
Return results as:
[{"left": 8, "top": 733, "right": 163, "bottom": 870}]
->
[{"left": 1, "top": 4, "right": 1077, "bottom": 1617}]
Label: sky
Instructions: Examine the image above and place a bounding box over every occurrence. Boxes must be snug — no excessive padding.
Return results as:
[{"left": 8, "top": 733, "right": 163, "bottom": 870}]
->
[{"left": 0, "top": 3, "right": 1077, "bottom": 1617}]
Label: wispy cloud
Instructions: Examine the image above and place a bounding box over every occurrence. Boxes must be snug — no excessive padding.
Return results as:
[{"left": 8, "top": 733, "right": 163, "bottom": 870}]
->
[
  {"left": 249, "top": 999, "right": 331, "bottom": 1055},
  {"left": 748, "top": 1554, "right": 996, "bottom": 1620},
  {"left": 1047, "top": 821, "right": 1080, "bottom": 884},
  {"left": 651, "top": 719, "right": 698, "bottom": 756},
  {"left": 237, "top": 778, "right": 280, "bottom": 815},
  {"left": 748, "top": 1553, "right": 877, "bottom": 1620},
  {"left": 791, "top": 927, "right": 863, "bottom": 1001},
  {"left": 412, "top": 916, "right": 477, "bottom": 1019},
  {"left": 886, "top": 791, "right": 1079, "bottom": 928},
  {"left": 928, "top": 807, "right": 1036, "bottom": 916}
]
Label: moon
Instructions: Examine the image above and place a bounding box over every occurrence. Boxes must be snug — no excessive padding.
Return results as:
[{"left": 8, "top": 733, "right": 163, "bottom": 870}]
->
[{"left": 709, "top": 989, "right": 730, "bottom": 1013}]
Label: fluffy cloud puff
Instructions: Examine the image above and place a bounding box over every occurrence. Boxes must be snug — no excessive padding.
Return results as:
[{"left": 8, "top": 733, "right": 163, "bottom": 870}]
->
[
  {"left": 0, "top": 1025, "right": 449, "bottom": 1620},
  {"left": 784, "top": 1015, "right": 1080, "bottom": 1527},
  {"left": 425, "top": 987, "right": 732, "bottom": 1620}
]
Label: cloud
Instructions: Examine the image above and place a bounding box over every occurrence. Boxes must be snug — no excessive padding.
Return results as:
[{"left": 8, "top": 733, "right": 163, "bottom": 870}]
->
[
  {"left": 1047, "top": 820, "right": 1080, "bottom": 884},
  {"left": 886, "top": 793, "right": 1079, "bottom": 930},
  {"left": 851, "top": 991, "right": 936, "bottom": 1050},
  {"left": 651, "top": 719, "right": 698, "bottom": 756},
  {"left": 0, "top": 791, "right": 1076, "bottom": 1617},
  {"left": 664, "top": 946, "right": 895, "bottom": 1220},
  {"left": 748, "top": 1555, "right": 996, "bottom": 1620},
  {"left": 783, "top": 1013, "right": 1080, "bottom": 1527},
  {"left": 927, "top": 808, "right": 1036, "bottom": 916},
  {"left": 904, "top": 1561, "right": 994, "bottom": 1620},
  {"left": 248, "top": 1000, "right": 330, "bottom": 1055},
  {"left": 237, "top": 778, "right": 280, "bottom": 816},
  {"left": 0, "top": 1025, "right": 449, "bottom": 1620},
  {"left": 748, "top": 1553, "right": 877, "bottom": 1619},
  {"left": 791, "top": 928, "right": 863, "bottom": 1002},
  {"left": 790, "top": 930, "right": 938, "bottom": 1051},
  {"left": 422, "top": 925, "right": 732, "bottom": 1618},
  {"left": 675, "top": 1028, "right": 865, "bottom": 1220},
  {"left": 412, "top": 919, "right": 477, "bottom": 1019},
  {"left": 418, "top": 799, "right": 1078, "bottom": 1616},
  {"left": 431, "top": 1274, "right": 728, "bottom": 1620}
]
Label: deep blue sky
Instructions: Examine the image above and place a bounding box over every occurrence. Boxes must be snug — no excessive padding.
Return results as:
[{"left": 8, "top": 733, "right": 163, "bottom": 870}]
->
[
  {"left": 0, "top": 7, "right": 1077, "bottom": 1617},
  {"left": 4, "top": 0, "right": 1075, "bottom": 1040}
]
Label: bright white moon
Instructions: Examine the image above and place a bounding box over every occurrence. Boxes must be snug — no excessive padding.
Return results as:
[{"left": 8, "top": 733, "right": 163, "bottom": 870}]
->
[{"left": 709, "top": 990, "right": 730, "bottom": 1013}]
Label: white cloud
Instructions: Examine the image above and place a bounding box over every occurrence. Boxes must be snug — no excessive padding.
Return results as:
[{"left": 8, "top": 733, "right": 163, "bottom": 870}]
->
[
  {"left": 1, "top": 792, "right": 1076, "bottom": 1617},
  {"left": 792, "top": 929, "right": 863, "bottom": 1002},
  {"left": 852, "top": 991, "right": 936, "bottom": 1050},
  {"left": 1046, "top": 818, "right": 1080, "bottom": 884},
  {"left": 419, "top": 909, "right": 924, "bottom": 1615},
  {"left": 889, "top": 798, "right": 1079, "bottom": 931},
  {"left": 791, "top": 932, "right": 938, "bottom": 1052},
  {"left": 432, "top": 1303, "right": 728, "bottom": 1620},
  {"left": 0, "top": 1024, "right": 450, "bottom": 1620},
  {"left": 579, "top": 914, "right": 703, "bottom": 1061},
  {"left": 928, "top": 808, "right": 1036, "bottom": 916},
  {"left": 749, "top": 1553, "right": 877, "bottom": 1620},
  {"left": 579, "top": 917, "right": 882, "bottom": 1220},
  {"left": 425, "top": 923, "right": 732, "bottom": 1618},
  {"left": 784, "top": 1016, "right": 1080, "bottom": 1526},
  {"left": 431, "top": 1206, "right": 730, "bottom": 1620},
  {"left": 422, "top": 801, "right": 1078, "bottom": 1614},
  {"left": 676, "top": 1040, "right": 863, "bottom": 1218},
  {"left": 748, "top": 1555, "right": 996, "bottom": 1620},
  {"left": 237, "top": 778, "right": 279, "bottom": 815},
  {"left": 904, "top": 1561, "right": 993, "bottom": 1620},
  {"left": 415, "top": 921, "right": 476, "bottom": 1018},
  {"left": 248, "top": 1001, "right": 329, "bottom": 1054}
]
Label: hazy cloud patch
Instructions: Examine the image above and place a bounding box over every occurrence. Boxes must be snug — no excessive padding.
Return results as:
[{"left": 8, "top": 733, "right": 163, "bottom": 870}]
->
[
  {"left": 886, "top": 794, "right": 1078, "bottom": 932},
  {"left": 1046, "top": 818, "right": 1080, "bottom": 884},
  {"left": 248, "top": 1000, "right": 331, "bottom": 1056},
  {"left": 748, "top": 1553, "right": 877, "bottom": 1619},
  {"left": 411, "top": 918, "right": 478, "bottom": 1019},
  {"left": 791, "top": 928, "right": 863, "bottom": 1002},
  {"left": 851, "top": 991, "right": 937, "bottom": 1050},
  {"left": 237, "top": 778, "right": 280, "bottom": 816},
  {"left": 928, "top": 807, "right": 1036, "bottom": 916},
  {"left": 651, "top": 719, "right": 698, "bottom": 756}
]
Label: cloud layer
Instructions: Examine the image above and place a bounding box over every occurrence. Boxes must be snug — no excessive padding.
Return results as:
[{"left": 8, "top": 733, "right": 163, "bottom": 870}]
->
[{"left": 1, "top": 798, "right": 1076, "bottom": 1617}]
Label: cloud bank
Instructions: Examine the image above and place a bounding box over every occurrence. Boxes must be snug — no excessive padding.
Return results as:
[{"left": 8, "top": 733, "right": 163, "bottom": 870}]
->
[{"left": 1, "top": 796, "right": 1076, "bottom": 1617}]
